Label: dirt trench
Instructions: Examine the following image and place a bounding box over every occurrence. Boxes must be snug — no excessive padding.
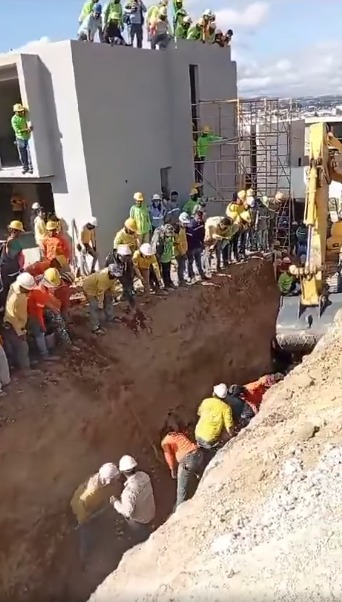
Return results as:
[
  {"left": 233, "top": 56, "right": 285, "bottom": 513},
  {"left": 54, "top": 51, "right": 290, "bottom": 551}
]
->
[{"left": 0, "top": 259, "right": 279, "bottom": 602}]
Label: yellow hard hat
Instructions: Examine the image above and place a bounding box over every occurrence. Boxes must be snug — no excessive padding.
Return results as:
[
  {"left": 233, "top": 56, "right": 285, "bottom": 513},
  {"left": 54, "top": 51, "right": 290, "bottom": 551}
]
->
[
  {"left": 133, "top": 192, "right": 144, "bottom": 202},
  {"left": 46, "top": 220, "right": 58, "bottom": 231},
  {"left": 13, "top": 103, "right": 25, "bottom": 112},
  {"left": 203, "top": 125, "right": 210, "bottom": 133},
  {"left": 43, "top": 267, "right": 61, "bottom": 287},
  {"left": 238, "top": 190, "right": 246, "bottom": 200},
  {"left": 124, "top": 217, "right": 138, "bottom": 232},
  {"left": 246, "top": 188, "right": 254, "bottom": 196},
  {"left": 190, "top": 187, "right": 198, "bottom": 195},
  {"left": 8, "top": 220, "right": 24, "bottom": 232}
]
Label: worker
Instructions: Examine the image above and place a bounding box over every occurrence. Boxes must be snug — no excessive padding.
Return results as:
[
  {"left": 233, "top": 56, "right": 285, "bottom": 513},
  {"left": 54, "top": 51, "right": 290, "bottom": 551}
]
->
[
  {"left": 150, "top": 6, "right": 170, "bottom": 49},
  {"left": 0, "top": 335, "right": 10, "bottom": 397},
  {"left": 164, "top": 191, "right": 181, "bottom": 226},
  {"left": 151, "top": 223, "right": 175, "bottom": 288},
  {"left": 124, "top": 0, "right": 147, "bottom": 48},
  {"left": 78, "top": 3, "right": 104, "bottom": 41},
  {"left": 205, "top": 20, "right": 216, "bottom": 43},
  {"left": 186, "top": 209, "right": 207, "bottom": 282},
  {"left": 0, "top": 220, "right": 25, "bottom": 304},
  {"left": 175, "top": 13, "right": 191, "bottom": 37},
  {"left": 240, "top": 373, "right": 284, "bottom": 415},
  {"left": 42, "top": 221, "right": 71, "bottom": 266},
  {"left": 70, "top": 462, "right": 120, "bottom": 561},
  {"left": 238, "top": 209, "right": 252, "bottom": 260},
  {"left": 146, "top": 0, "right": 167, "bottom": 41},
  {"left": 149, "top": 194, "right": 166, "bottom": 231},
  {"left": 255, "top": 197, "right": 270, "bottom": 252},
  {"left": 213, "top": 29, "right": 224, "bottom": 46},
  {"left": 187, "top": 17, "right": 204, "bottom": 41},
  {"left": 182, "top": 188, "right": 199, "bottom": 216},
  {"left": 224, "top": 28, "right": 233, "bottom": 45},
  {"left": 110, "top": 455, "right": 155, "bottom": 543},
  {"left": 226, "top": 193, "right": 245, "bottom": 261},
  {"left": 227, "top": 385, "right": 255, "bottom": 429},
  {"left": 173, "top": 0, "right": 190, "bottom": 37},
  {"left": 11, "top": 103, "right": 33, "bottom": 174},
  {"left": 105, "top": 244, "right": 135, "bottom": 306},
  {"left": 196, "top": 126, "right": 224, "bottom": 182},
  {"left": 10, "top": 193, "right": 27, "bottom": 224},
  {"left": 278, "top": 260, "right": 298, "bottom": 296},
  {"left": 133, "top": 242, "right": 163, "bottom": 294},
  {"left": 3, "top": 272, "right": 36, "bottom": 374},
  {"left": 78, "top": 216, "right": 98, "bottom": 275},
  {"left": 195, "top": 383, "right": 234, "bottom": 466},
  {"left": 78, "top": 0, "right": 97, "bottom": 22},
  {"left": 295, "top": 221, "right": 308, "bottom": 257},
  {"left": 129, "top": 192, "right": 151, "bottom": 245},
  {"left": 32, "top": 204, "right": 47, "bottom": 251},
  {"left": 204, "top": 215, "right": 238, "bottom": 270},
  {"left": 82, "top": 264, "right": 121, "bottom": 333},
  {"left": 113, "top": 218, "right": 138, "bottom": 253},
  {"left": 174, "top": 212, "right": 190, "bottom": 286},
  {"left": 54, "top": 270, "right": 75, "bottom": 323},
  {"left": 103, "top": 14, "right": 126, "bottom": 44},
  {"left": 161, "top": 420, "right": 203, "bottom": 508},
  {"left": 103, "top": 0, "right": 123, "bottom": 28},
  {"left": 27, "top": 268, "right": 62, "bottom": 361}
]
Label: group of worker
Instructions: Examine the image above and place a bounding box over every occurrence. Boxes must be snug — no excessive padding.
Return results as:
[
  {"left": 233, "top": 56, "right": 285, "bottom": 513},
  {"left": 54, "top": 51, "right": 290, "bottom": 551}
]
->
[
  {"left": 70, "top": 370, "right": 283, "bottom": 566},
  {"left": 77, "top": 0, "right": 233, "bottom": 49}
]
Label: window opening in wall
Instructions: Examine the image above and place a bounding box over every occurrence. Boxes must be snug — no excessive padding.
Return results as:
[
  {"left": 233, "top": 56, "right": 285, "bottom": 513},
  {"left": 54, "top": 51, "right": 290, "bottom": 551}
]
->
[
  {"left": 189, "top": 64, "right": 199, "bottom": 131},
  {"left": 160, "top": 167, "right": 171, "bottom": 197},
  {"left": 298, "top": 157, "right": 302, "bottom": 167},
  {"left": 0, "top": 74, "right": 22, "bottom": 169}
]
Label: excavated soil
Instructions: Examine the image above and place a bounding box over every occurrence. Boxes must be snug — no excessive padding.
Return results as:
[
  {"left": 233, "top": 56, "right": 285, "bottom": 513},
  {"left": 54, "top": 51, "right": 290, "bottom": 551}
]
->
[{"left": 0, "top": 259, "right": 278, "bottom": 602}]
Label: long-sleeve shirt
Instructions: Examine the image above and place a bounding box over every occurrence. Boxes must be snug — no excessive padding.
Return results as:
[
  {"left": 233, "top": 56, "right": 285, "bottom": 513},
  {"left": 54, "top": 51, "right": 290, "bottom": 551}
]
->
[
  {"left": 42, "top": 234, "right": 71, "bottom": 263},
  {"left": 113, "top": 471, "right": 155, "bottom": 524},
  {"left": 174, "top": 227, "right": 188, "bottom": 257},
  {"left": 34, "top": 216, "right": 47, "bottom": 247},
  {"left": 71, "top": 473, "right": 121, "bottom": 525},
  {"left": 161, "top": 432, "right": 198, "bottom": 471},
  {"left": 226, "top": 202, "right": 244, "bottom": 223},
  {"left": 82, "top": 269, "right": 118, "bottom": 305},
  {"left": 195, "top": 397, "right": 233, "bottom": 444},
  {"left": 103, "top": 1, "right": 123, "bottom": 26},
  {"left": 129, "top": 205, "right": 151, "bottom": 236},
  {"left": 80, "top": 225, "right": 96, "bottom": 247},
  {"left": 28, "top": 286, "right": 61, "bottom": 330},
  {"left": 4, "top": 282, "right": 28, "bottom": 336},
  {"left": 125, "top": 0, "right": 146, "bottom": 24},
  {"left": 196, "top": 133, "right": 224, "bottom": 159},
  {"left": 133, "top": 250, "right": 161, "bottom": 280},
  {"left": 186, "top": 220, "right": 205, "bottom": 251},
  {"left": 113, "top": 227, "right": 138, "bottom": 252},
  {"left": 149, "top": 205, "right": 165, "bottom": 229},
  {"left": 204, "top": 217, "right": 238, "bottom": 243},
  {"left": 78, "top": 14, "right": 103, "bottom": 41},
  {"left": 187, "top": 23, "right": 201, "bottom": 40},
  {"left": 78, "top": 0, "right": 95, "bottom": 22},
  {"left": 11, "top": 114, "right": 30, "bottom": 141}
]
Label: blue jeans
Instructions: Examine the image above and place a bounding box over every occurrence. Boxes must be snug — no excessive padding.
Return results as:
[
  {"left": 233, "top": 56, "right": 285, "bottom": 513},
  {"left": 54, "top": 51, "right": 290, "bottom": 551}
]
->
[
  {"left": 16, "top": 138, "right": 33, "bottom": 172},
  {"left": 187, "top": 248, "right": 205, "bottom": 279},
  {"left": 88, "top": 292, "right": 114, "bottom": 331},
  {"left": 176, "top": 255, "right": 186, "bottom": 284},
  {"left": 27, "top": 317, "right": 48, "bottom": 357},
  {"left": 176, "top": 449, "right": 203, "bottom": 507}
]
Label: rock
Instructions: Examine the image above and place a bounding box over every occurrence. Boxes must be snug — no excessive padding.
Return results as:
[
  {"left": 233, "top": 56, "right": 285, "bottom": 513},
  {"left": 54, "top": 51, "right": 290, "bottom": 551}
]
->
[{"left": 295, "top": 421, "right": 319, "bottom": 442}]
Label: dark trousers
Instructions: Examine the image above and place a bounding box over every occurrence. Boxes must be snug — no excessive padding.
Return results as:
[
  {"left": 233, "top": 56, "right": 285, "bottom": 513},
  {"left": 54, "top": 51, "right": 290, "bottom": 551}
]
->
[
  {"left": 103, "top": 23, "right": 126, "bottom": 45},
  {"left": 239, "top": 229, "right": 249, "bottom": 257},
  {"left": 194, "top": 157, "right": 204, "bottom": 182},
  {"left": 161, "top": 261, "right": 172, "bottom": 287},
  {"left": 130, "top": 23, "right": 143, "bottom": 47},
  {"left": 231, "top": 231, "right": 239, "bottom": 260},
  {"left": 3, "top": 324, "right": 30, "bottom": 370},
  {"left": 215, "top": 240, "right": 230, "bottom": 269},
  {"left": 196, "top": 437, "right": 221, "bottom": 470},
  {"left": 16, "top": 138, "right": 32, "bottom": 172},
  {"left": 149, "top": 265, "right": 160, "bottom": 289},
  {"left": 124, "top": 519, "right": 152, "bottom": 546},
  {"left": 150, "top": 32, "right": 169, "bottom": 49},
  {"left": 187, "top": 248, "right": 205, "bottom": 279},
  {"left": 176, "top": 254, "right": 186, "bottom": 283},
  {"left": 176, "top": 449, "right": 203, "bottom": 507}
]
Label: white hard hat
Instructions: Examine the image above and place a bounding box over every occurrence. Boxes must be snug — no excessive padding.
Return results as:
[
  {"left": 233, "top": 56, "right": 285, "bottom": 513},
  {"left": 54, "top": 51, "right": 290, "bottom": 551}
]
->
[
  {"left": 16, "top": 272, "right": 35, "bottom": 290},
  {"left": 152, "top": 193, "right": 161, "bottom": 201},
  {"left": 117, "top": 244, "right": 132, "bottom": 256},
  {"left": 213, "top": 383, "right": 228, "bottom": 399},
  {"left": 32, "top": 202, "right": 40, "bottom": 210},
  {"left": 203, "top": 8, "right": 212, "bottom": 15},
  {"left": 87, "top": 216, "right": 98, "bottom": 227},
  {"left": 119, "top": 455, "right": 138, "bottom": 472},
  {"left": 98, "top": 462, "right": 119, "bottom": 483},
  {"left": 179, "top": 212, "right": 190, "bottom": 225},
  {"left": 140, "top": 243, "right": 153, "bottom": 256}
]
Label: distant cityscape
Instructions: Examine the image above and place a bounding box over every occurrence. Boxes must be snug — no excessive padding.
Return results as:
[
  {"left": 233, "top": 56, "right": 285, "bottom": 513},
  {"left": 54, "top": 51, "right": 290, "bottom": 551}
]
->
[{"left": 280, "top": 95, "right": 342, "bottom": 119}]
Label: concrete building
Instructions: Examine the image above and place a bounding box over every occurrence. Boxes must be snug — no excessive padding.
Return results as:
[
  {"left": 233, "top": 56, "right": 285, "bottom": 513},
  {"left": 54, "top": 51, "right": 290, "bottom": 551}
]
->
[{"left": 0, "top": 39, "right": 237, "bottom": 255}]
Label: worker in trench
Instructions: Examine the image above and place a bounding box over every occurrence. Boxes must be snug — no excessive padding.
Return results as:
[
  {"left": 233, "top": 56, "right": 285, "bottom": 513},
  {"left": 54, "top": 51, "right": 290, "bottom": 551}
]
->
[
  {"left": 133, "top": 242, "right": 164, "bottom": 295},
  {"left": 0, "top": 220, "right": 25, "bottom": 309},
  {"left": 105, "top": 244, "right": 136, "bottom": 306},
  {"left": 42, "top": 220, "right": 71, "bottom": 267},
  {"left": 204, "top": 216, "right": 238, "bottom": 271},
  {"left": 160, "top": 416, "right": 203, "bottom": 508},
  {"left": 82, "top": 264, "right": 123, "bottom": 334},
  {"left": 113, "top": 217, "right": 139, "bottom": 254},
  {"left": 77, "top": 216, "right": 99, "bottom": 275},
  {"left": 195, "top": 383, "right": 234, "bottom": 467}
]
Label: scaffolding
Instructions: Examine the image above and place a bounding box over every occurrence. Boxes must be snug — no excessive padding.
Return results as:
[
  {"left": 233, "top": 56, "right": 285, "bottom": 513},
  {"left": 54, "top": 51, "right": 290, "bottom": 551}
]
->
[{"left": 192, "top": 97, "right": 294, "bottom": 250}]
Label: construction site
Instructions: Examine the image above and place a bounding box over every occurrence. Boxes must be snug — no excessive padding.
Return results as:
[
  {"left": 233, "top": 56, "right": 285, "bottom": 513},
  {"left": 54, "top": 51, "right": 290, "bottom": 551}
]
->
[{"left": 2, "top": 47, "right": 342, "bottom": 602}]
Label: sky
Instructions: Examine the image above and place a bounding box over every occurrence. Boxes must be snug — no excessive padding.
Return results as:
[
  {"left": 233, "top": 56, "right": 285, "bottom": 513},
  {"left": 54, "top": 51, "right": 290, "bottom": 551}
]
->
[{"left": 1, "top": 0, "right": 342, "bottom": 97}]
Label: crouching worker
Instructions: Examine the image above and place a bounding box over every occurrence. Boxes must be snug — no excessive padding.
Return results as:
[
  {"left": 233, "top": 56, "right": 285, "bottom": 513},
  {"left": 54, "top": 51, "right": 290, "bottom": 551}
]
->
[
  {"left": 3, "top": 272, "right": 36, "bottom": 374},
  {"left": 195, "top": 383, "right": 234, "bottom": 468},
  {"left": 70, "top": 462, "right": 121, "bottom": 564},
  {"left": 133, "top": 243, "right": 163, "bottom": 294},
  {"left": 105, "top": 244, "right": 135, "bottom": 306},
  {"left": 53, "top": 270, "right": 75, "bottom": 323},
  {"left": 82, "top": 264, "right": 120, "bottom": 334},
  {"left": 110, "top": 455, "right": 155, "bottom": 546},
  {"left": 161, "top": 418, "right": 203, "bottom": 508}
]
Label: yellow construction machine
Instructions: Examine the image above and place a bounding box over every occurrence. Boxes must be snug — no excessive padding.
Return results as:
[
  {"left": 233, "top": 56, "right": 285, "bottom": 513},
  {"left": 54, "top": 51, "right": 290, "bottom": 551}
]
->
[{"left": 276, "top": 122, "right": 342, "bottom": 352}]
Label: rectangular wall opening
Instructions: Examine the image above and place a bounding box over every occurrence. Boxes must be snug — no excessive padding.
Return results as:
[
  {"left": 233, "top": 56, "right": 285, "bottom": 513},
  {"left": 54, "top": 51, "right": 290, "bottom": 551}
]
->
[
  {"left": 0, "top": 70, "right": 22, "bottom": 169},
  {"left": 160, "top": 167, "right": 171, "bottom": 197},
  {"left": 189, "top": 64, "right": 199, "bottom": 130},
  {"left": 0, "top": 182, "right": 54, "bottom": 243}
]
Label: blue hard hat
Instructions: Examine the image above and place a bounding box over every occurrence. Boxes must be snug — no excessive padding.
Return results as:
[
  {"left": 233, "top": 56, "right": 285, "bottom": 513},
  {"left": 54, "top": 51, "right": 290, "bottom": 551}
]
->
[{"left": 93, "top": 3, "right": 102, "bottom": 12}]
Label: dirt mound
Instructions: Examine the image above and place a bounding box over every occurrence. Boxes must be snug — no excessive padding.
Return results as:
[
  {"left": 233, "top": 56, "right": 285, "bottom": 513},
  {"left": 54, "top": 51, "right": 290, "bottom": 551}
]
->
[
  {"left": 0, "top": 259, "right": 278, "bottom": 602},
  {"left": 89, "top": 307, "right": 342, "bottom": 601}
]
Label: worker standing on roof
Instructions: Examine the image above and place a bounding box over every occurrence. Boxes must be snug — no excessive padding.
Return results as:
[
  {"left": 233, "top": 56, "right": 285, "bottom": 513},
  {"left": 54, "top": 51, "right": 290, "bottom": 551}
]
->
[
  {"left": 150, "top": 6, "right": 170, "bottom": 49},
  {"left": 113, "top": 218, "right": 138, "bottom": 253},
  {"left": 78, "top": 3, "right": 104, "bottom": 41},
  {"left": 195, "top": 383, "right": 234, "bottom": 466},
  {"left": 161, "top": 419, "right": 203, "bottom": 508},
  {"left": 42, "top": 221, "right": 71, "bottom": 266},
  {"left": 173, "top": 0, "right": 190, "bottom": 38},
  {"left": 78, "top": 216, "right": 98, "bottom": 275},
  {"left": 3, "top": 272, "right": 36, "bottom": 374},
  {"left": 103, "top": 0, "right": 123, "bottom": 28},
  {"left": 146, "top": 0, "right": 168, "bottom": 41},
  {"left": 124, "top": 0, "right": 146, "bottom": 48},
  {"left": 149, "top": 194, "right": 165, "bottom": 231},
  {"left": 82, "top": 264, "right": 121, "bottom": 334},
  {"left": 11, "top": 104, "right": 33, "bottom": 175},
  {"left": 196, "top": 125, "right": 224, "bottom": 182},
  {"left": 174, "top": 212, "right": 190, "bottom": 286},
  {"left": 0, "top": 220, "right": 25, "bottom": 305},
  {"left": 111, "top": 455, "right": 155, "bottom": 544},
  {"left": 129, "top": 193, "right": 152, "bottom": 245},
  {"left": 133, "top": 243, "right": 163, "bottom": 294},
  {"left": 187, "top": 17, "right": 204, "bottom": 41},
  {"left": 27, "top": 268, "right": 62, "bottom": 361}
]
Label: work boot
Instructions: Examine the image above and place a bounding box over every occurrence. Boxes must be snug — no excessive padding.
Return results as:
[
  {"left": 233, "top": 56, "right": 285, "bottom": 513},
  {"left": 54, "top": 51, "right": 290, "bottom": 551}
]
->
[{"left": 42, "top": 354, "right": 59, "bottom": 362}]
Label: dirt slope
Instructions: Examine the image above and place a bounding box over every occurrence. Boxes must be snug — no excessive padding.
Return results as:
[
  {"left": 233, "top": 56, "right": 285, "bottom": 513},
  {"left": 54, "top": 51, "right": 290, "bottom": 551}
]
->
[
  {"left": 0, "top": 259, "right": 278, "bottom": 602},
  {"left": 90, "top": 309, "right": 342, "bottom": 602}
]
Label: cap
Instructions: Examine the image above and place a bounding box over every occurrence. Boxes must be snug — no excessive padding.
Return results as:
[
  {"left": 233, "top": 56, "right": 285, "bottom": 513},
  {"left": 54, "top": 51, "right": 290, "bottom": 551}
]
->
[
  {"left": 119, "top": 455, "right": 138, "bottom": 472},
  {"left": 213, "top": 383, "right": 228, "bottom": 399}
]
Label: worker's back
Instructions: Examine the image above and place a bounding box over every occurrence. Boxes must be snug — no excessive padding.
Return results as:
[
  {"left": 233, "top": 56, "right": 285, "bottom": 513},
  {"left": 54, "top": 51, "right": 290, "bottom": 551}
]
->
[{"left": 195, "top": 397, "right": 233, "bottom": 444}]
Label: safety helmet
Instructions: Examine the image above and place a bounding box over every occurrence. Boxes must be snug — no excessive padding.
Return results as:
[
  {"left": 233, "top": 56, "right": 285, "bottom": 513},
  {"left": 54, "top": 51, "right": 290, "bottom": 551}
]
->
[
  {"left": 87, "top": 216, "right": 98, "bottom": 227},
  {"left": 32, "top": 202, "right": 41, "bottom": 210},
  {"left": 202, "top": 8, "right": 213, "bottom": 16},
  {"left": 98, "top": 462, "right": 119, "bottom": 483},
  {"left": 93, "top": 2, "right": 102, "bottom": 12},
  {"left": 140, "top": 243, "right": 153, "bottom": 256},
  {"left": 237, "top": 190, "right": 246, "bottom": 201},
  {"left": 152, "top": 193, "right": 161, "bottom": 201},
  {"left": 183, "top": 15, "right": 192, "bottom": 23},
  {"left": 159, "top": 6, "right": 167, "bottom": 15},
  {"left": 119, "top": 455, "right": 137, "bottom": 472},
  {"left": 124, "top": 217, "right": 137, "bottom": 232},
  {"left": 163, "top": 224, "right": 174, "bottom": 236},
  {"left": 190, "top": 187, "right": 198, "bottom": 196},
  {"left": 213, "top": 383, "right": 228, "bottom": 399},
  {"left": 8, "top": 220, "right": 24, "bottom": 232},
  {"left": 13, "top": 103, "right": 25, "bottom": 112},
  {"left": 60, "top": 270, "right": 75, "bottom": 284},
  {"left": 215, "top": 28, "right": 222, "bottom": 34},
  {"left": 134, "top": 192, "right": 144, "bottom": 202},
  {"left": 16, "top": 272, "right": 35, "bottom": 290},
  {"left": 117, "top": 244, "right": 132, "bottom": 256},
  {"left": 202, "top": 125, "right": 210, "bottom": 133},
  {"left": 42, "top": 267, "right": 61, "bottom": 288},
  {"left": 275, "top": 191, "right": 284, "bottom": 201},
  {"left": 179, "top": 212, "right": 190, "bottom": 225},
  {"left": 46, "top": 220, "right": 58, "bottom": 231}
]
